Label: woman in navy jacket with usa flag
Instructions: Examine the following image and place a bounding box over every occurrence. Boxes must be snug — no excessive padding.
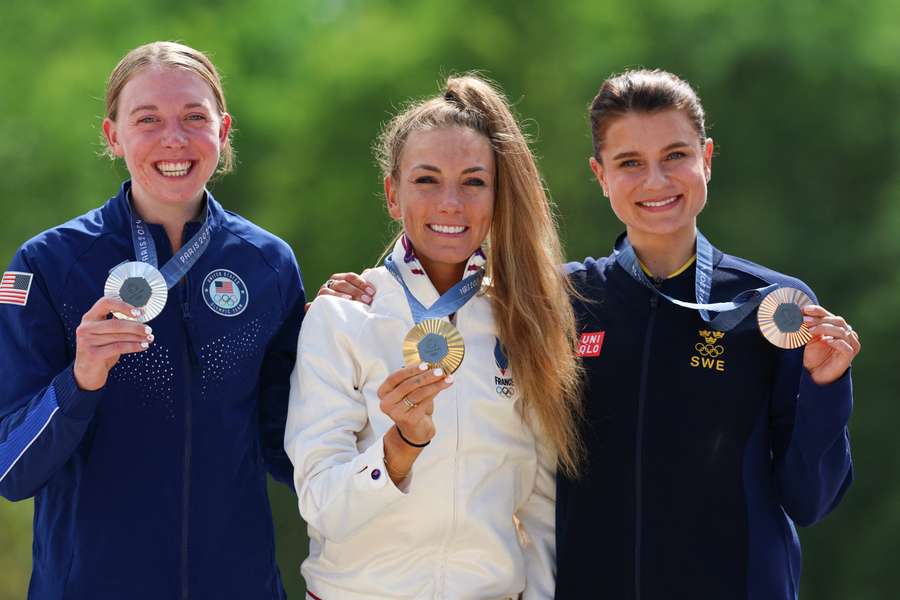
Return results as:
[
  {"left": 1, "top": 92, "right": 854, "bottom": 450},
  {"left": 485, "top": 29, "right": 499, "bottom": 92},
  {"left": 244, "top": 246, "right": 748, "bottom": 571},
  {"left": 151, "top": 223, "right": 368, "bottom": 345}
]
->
[{"left": 0, "top": 42, "right": 305, "bottom": 599}]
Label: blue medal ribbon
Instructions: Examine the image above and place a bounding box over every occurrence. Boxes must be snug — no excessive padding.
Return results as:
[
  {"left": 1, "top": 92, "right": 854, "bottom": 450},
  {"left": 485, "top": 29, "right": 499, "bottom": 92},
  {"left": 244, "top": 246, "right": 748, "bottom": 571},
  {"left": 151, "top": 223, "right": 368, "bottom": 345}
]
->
[
  {"left": 127, "top": 189, "right": 216, "bottom": 289},
  {"left": 384, "top": 256, "right": 483, "bottom": 324},
  {"left": 614, "top": 230, "right": 777, "bottom": 331}
]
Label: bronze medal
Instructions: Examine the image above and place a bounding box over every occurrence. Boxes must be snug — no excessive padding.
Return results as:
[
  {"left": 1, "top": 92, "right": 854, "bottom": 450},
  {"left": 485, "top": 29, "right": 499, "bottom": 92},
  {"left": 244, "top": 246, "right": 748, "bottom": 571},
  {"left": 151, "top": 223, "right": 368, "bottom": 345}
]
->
[{"left": 757, "top": 287, "right": 813, "bottom": 349}]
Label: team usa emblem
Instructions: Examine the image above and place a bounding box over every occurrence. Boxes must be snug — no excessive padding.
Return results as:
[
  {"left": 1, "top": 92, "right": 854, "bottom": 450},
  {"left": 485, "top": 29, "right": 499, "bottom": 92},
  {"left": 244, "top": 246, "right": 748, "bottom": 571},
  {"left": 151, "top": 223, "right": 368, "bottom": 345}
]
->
[{"left": 202, "top": 269, "right": 248, "bottom": 317}]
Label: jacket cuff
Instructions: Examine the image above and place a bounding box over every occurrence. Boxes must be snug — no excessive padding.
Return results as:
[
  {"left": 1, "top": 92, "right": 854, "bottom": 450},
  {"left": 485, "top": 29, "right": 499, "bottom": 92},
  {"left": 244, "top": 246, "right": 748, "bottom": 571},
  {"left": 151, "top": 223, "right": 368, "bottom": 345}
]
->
[
  {"left": 352, "top": 435, "right": 410, "bottom": 495},
  {"left": 793, "top": 368, "right": 853, "bottom": 455},
  {"left": 53, "top": 364, "right": 104, "bottom": 420}
]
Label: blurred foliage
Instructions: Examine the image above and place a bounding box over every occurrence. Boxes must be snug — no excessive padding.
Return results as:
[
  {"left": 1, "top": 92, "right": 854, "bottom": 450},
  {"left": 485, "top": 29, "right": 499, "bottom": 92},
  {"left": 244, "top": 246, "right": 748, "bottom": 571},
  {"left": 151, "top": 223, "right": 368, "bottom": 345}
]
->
[{"left": 1, "top": 0, "right": 898, "bottom": 598}]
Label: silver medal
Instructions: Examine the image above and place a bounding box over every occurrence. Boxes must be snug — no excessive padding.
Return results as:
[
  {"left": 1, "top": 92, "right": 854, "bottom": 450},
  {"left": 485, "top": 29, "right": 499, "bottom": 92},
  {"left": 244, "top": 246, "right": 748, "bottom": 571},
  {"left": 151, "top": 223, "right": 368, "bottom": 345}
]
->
[{"left": 104, "top": 261, "right": 168, "bottom": 323}]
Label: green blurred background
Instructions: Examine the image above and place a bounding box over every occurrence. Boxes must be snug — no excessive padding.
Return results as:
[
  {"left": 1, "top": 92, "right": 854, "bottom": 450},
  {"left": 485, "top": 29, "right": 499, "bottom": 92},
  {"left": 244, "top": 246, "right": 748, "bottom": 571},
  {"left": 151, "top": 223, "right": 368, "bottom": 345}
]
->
[{"left": 1, "top": 0, "right": 897, "bottom": 598}]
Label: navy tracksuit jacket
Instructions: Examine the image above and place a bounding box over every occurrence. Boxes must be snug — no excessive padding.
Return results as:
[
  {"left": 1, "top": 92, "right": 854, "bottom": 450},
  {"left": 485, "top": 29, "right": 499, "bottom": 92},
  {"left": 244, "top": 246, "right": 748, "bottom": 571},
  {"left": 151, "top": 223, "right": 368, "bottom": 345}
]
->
[
  {"left": 0, "top": 182, "right": 305, "bottom": 599},
  {"left": 556, "top": 242, "right": 853, "bottom": 600}
]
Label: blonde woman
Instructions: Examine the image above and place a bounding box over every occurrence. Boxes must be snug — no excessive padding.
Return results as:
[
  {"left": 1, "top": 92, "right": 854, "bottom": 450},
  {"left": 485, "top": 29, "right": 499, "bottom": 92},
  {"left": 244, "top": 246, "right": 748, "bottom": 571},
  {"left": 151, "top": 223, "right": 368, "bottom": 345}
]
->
[{"left": 285, "top": 75, "right": 581, "bottom": 599}]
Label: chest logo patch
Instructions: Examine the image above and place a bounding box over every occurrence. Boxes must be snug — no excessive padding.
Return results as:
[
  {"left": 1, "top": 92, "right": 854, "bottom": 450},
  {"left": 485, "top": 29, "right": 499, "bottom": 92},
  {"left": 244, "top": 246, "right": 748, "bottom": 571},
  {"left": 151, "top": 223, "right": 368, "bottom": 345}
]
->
[
  {"left": 690, "top": 329, "right": 726, "bottom": 372},
  {"left": 577, "top": 331, "right": 605, "bottom": 357},
  {"left": 493, "top": 338, "right": 515, "bottom": 397},
  {"left": 202, "top": 269, "right": 249, "bottom": 317}
]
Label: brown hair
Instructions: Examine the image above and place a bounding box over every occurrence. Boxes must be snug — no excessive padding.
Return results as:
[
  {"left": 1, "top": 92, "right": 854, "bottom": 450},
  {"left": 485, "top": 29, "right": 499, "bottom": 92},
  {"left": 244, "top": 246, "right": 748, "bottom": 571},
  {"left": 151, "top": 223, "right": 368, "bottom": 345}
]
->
[
  {"left": 589, "top": 69, "right": 706, "bottom": 160},
  {"left": 103, "top": 41, "right": 234, "bottom": 175},
  {"left": 376, "top": 74, "right": 584, "bottom": 475}
]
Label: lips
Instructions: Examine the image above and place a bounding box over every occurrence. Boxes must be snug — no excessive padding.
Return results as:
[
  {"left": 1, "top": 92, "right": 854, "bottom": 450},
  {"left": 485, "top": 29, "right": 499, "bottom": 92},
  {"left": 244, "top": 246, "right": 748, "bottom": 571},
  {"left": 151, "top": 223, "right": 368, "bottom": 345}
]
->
[
  {"left": 637, "top": 194, "right": 681, "bottom": 209},
  {"left": 155, "top": 160, "right": 194, "bottom": 177},
  {"left": 428, "top": 224, "right": 468, "bottom": 234}
]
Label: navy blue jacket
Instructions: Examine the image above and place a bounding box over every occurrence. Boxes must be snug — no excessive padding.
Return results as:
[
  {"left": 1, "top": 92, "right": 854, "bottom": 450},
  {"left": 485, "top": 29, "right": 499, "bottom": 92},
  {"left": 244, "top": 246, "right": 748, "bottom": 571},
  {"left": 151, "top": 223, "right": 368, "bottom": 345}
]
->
[
  {"left": 0, "top": 182, "right": 305, "bottom": 600},
  {"left": 556, "top": 243, "right": 853, "bottom": 600}
]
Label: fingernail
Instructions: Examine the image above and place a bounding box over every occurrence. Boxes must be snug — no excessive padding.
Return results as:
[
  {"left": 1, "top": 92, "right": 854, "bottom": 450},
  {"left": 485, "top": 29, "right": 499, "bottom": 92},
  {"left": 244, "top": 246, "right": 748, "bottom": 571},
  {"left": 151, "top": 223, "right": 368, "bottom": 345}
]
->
[
  {"left": 341, "top": 293, "right": 351, "bottom": 299},
  {"left": 144, "top": 325, "right": 152, "bottom": 334},
  {"left": 366, "top": 287, "right": 376, "bottom": 295},
  {"left": 131, "top": 308, "right": 142, "bottom": 317},
  {"left": 362, "top": 294, "right": 372, "bottom": 304},
  {"left": 802, "top": 316, "right": 814, "bottom": 323},
  {"left": 418, "top": 363, "right": 429, "bottom": 371},
  {"left": 140, "top": 342, "right": 149, "bottom": 349},
  {"left": 433, "top": 368, "right": 444, "bottom": 377},
  {"left": 147, "top": 334, "right": 155, "bottom": 342},
  {"left": 444, "top": 375, "right": 454, "bottom": 384}
]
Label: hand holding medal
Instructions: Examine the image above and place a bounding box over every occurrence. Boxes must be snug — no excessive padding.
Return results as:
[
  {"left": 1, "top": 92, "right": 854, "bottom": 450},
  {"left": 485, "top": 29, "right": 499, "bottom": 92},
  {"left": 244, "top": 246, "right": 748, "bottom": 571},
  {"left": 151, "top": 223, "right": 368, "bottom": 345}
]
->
[{"left": 73, "top": 296, "right": 155, "bottom": 391}]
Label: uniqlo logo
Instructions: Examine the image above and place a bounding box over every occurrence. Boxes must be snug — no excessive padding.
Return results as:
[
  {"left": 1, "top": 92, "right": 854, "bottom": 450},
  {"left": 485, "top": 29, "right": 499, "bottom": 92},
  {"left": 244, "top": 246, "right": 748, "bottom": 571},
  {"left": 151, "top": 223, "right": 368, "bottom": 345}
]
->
[{"left": 577, "top": 331, "right": 605, "bottom": 357}]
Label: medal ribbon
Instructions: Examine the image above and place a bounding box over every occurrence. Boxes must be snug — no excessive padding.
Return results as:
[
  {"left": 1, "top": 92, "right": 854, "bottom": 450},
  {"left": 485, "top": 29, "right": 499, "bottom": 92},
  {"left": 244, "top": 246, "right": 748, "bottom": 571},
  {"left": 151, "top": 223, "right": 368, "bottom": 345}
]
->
[
  {"left": 384, "top": 256, "right": 483, "bottom": 323},
  {"left": 128, "top": 190, "right": 215, "bottom": 289},
  {"left": 614, "top": 230, "right": 777, "bottom": 331}
]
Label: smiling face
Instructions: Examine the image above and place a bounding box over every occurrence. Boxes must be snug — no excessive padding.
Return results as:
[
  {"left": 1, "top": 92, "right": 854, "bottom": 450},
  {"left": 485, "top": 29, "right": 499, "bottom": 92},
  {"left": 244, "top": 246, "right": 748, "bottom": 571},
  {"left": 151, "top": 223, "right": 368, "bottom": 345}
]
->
[
  {"left": 102, "top": 67, "right": 231, "bottom": 218},
  {"left": 385, "top": 126, "right": 495, "bottom": 291},
  {"left": 590, "top": 109, "right": 713, "bottom": 245}
]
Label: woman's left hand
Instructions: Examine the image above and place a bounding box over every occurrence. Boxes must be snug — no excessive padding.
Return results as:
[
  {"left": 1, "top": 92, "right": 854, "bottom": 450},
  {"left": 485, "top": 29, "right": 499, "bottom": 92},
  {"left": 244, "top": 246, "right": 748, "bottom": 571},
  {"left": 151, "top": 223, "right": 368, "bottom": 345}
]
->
[{"left": 802, "top": 305, "right": 861, "bottom": 385}]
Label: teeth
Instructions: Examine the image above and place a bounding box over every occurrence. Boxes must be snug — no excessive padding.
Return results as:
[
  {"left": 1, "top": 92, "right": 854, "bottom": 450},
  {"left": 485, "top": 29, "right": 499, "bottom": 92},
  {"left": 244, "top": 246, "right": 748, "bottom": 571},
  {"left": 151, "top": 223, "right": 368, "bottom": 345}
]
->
[
  {"left": 430, "top": 224, "right": 466, "bottom": 234},
  {"left": 640, "top": 196, "right": 678, "bottom": 208},
  {"left": 156, "top": 161, "right": 192, "bottom": 177}
]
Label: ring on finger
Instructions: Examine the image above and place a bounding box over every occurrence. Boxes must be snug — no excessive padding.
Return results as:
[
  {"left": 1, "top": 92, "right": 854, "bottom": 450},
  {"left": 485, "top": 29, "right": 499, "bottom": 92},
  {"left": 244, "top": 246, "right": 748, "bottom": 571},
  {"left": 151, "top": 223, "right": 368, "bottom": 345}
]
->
[{"left": 403, "top": 397, "right": 417, "bottom": 410}]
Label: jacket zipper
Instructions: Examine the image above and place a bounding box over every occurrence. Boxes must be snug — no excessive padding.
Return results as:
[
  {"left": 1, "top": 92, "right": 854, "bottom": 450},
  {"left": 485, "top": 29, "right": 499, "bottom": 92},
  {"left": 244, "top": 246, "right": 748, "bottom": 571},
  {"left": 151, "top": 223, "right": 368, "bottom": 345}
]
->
[
  {"left": 180, "top": 279, "right": 197, "bottom": 600},
  {"left": 634, "top": 292, "right": 659, "bottom": 600}
]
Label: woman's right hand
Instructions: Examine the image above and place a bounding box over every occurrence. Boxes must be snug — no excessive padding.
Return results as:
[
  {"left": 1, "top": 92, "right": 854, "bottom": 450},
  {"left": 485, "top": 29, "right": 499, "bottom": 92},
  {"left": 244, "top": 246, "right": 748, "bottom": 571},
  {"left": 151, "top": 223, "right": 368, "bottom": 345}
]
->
[
  {"left": 307, "top": 272, "right": 374, "bottom": 312},
  {"left": 378, "top": 363, "right": 453, "bottom": 444},
  {"left": 73, "top": 297, "right": 155, "bottom": 391}
]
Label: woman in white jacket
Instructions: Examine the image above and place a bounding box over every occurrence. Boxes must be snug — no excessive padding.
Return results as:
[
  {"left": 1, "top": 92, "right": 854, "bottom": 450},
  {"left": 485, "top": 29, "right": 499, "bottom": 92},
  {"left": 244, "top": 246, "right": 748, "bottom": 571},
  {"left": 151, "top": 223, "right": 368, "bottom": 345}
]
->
[{"left": 285, "top": 74, "right": 582, "bottom": 600}]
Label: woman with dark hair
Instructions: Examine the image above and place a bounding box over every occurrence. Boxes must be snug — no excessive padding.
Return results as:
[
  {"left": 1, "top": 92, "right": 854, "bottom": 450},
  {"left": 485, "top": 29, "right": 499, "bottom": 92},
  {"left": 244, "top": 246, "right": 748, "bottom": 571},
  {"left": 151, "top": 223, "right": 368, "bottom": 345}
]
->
[{"left": 555, "top": 69, "right": 859, "bottom": 600}]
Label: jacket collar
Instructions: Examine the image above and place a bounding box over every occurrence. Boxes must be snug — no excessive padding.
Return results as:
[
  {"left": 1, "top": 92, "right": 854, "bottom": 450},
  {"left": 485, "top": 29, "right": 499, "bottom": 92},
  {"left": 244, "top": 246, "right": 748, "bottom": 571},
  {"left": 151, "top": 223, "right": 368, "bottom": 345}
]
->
[
  {"left": 388, "top": 233, "right": 487, "bottom": 309},
  {"left": 106, "top": 179, "right": 224, "bottom": 239}
]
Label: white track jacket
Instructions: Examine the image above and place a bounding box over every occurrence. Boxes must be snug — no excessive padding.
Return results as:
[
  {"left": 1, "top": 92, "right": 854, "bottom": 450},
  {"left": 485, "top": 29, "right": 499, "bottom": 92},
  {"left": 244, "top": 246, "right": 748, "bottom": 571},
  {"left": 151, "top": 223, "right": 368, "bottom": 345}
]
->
[{"left": 285, "top": 239, "right": 555, "bottom": 600}]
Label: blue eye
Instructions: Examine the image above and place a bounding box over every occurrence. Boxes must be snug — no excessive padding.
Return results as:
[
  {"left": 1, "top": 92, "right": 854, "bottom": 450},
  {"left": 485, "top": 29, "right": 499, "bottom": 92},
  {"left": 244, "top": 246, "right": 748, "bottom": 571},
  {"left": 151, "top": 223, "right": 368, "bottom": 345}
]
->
[
  {"left": 666, "top": 151, "right": 687, "bottom": 160},
  {"left": 136, "top": 115, "right": 158, "bottom": 124},
  {"left": 186, "top": 113, "right": 207, "bottom": 121},
  {"left": 620, "top": 159, "right": 640, "bottom": 168}
]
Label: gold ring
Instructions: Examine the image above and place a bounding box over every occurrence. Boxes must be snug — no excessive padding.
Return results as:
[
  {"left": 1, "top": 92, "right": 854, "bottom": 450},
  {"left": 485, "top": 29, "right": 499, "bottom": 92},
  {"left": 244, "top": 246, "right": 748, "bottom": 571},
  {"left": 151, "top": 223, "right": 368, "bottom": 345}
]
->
[{"left": 403, "top": 397, "right": 417, "bottom": 410}]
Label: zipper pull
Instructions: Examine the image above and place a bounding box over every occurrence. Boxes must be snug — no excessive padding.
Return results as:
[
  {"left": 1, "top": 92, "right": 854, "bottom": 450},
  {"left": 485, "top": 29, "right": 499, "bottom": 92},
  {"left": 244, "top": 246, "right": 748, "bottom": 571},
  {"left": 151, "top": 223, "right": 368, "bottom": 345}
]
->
[
  {"left": 649, "top": 294, "right": 659, "bottom": 309},
  {"left": 182, "top": 302, "right": 191, "bottom": 320}
]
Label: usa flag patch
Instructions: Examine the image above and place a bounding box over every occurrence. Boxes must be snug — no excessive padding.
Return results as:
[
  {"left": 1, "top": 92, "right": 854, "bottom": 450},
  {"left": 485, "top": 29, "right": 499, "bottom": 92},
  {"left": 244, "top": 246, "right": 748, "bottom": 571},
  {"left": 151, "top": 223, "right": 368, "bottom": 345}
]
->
[{"left": 0, "top": 271, "right": 33, "bottom": 306}]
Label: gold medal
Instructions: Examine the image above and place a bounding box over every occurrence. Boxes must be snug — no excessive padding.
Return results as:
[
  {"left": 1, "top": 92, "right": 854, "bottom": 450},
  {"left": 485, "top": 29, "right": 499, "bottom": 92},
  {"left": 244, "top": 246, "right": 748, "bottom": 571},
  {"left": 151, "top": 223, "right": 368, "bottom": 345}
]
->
[
  {"left": 757, "top": 287, "right": 813, "bottom": 349},
  {"left": 403, "top": 319, "right": 465, "bottom": 374},
  {"left": 104, "top": 261, "right": 168, "bottom": 323}
]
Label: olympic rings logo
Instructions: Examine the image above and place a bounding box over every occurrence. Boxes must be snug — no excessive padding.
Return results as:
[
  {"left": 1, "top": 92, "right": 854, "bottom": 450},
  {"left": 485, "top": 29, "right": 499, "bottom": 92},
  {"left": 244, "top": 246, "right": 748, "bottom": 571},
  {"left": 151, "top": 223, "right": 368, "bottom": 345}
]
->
[
  {"left": 213, "top": 293, "right": 236, "bottom": 306},
  {"left": 496, "top": 385, "right": 514, "bottom": 397},
  {"left": 694, "top": 342, "right": 725, "bottom": 358}
]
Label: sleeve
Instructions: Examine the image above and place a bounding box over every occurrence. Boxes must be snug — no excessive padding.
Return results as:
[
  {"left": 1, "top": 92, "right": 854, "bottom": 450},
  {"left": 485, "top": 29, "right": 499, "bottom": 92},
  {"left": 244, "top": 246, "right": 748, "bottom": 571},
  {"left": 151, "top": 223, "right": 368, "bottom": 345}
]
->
[
  {"left": 284, "top": 297, "right": 406, "bottom": 543},
  {"left": 769, "top": 287, "right": 854, "bottom": 527},
  {"left": 258, "top": 248, "right": 306, "bottom": 486},
  {"left": 516, "top": 435, "right": 557, "bottom": 599},
  {"left": 0, "top": 248, "right": 105, "bottom": 501}
]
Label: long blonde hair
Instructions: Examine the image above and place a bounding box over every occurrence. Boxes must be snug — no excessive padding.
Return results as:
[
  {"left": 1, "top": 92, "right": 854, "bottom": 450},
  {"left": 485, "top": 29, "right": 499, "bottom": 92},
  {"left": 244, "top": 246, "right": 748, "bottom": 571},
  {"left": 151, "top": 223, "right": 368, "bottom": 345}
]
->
[{"left": 375, "top": 74, "right": 583, "bottom": 475}]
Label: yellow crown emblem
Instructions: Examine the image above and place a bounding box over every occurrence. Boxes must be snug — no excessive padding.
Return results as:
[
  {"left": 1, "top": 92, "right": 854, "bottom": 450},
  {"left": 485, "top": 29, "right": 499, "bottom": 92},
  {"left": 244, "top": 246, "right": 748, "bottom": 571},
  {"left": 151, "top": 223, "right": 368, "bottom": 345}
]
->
[{"left": 698, "top": 330, "right": 725, "bottom": 345}]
